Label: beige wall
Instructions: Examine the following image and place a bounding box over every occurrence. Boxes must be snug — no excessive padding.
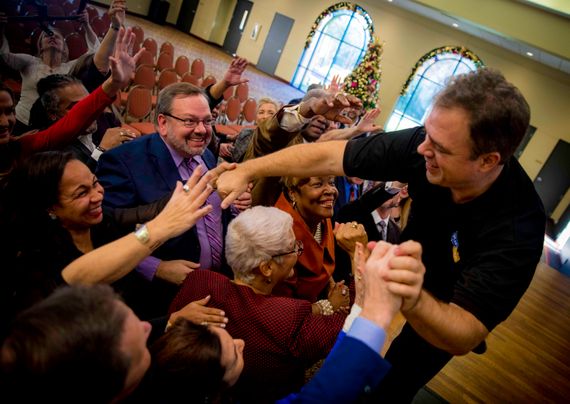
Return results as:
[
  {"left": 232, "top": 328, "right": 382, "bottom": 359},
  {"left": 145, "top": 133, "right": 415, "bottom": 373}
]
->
[{"left": 95, "top": 0, "right": 150, "bottom": 17}]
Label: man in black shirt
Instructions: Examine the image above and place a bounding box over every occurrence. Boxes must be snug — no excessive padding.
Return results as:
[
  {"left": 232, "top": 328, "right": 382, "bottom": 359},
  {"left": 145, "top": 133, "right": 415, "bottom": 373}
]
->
[{"left": 215, "top": 68, "right": 546, "bottom": 402}]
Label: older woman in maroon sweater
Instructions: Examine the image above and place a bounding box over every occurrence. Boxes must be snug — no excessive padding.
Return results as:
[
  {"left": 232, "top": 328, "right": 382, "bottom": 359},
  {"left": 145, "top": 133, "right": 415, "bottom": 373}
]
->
[{"left": 170, "top": 206, "right": 364, "bottom": 403}]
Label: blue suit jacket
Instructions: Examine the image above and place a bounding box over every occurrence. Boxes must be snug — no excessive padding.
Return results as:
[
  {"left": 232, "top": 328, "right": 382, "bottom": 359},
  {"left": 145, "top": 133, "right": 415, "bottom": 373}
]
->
[
  {"left": 278, "top": 332, "right": 391, "bottom": 403},
  {"left": 96, "top": 133, "right": 219, "bottom": 264}
]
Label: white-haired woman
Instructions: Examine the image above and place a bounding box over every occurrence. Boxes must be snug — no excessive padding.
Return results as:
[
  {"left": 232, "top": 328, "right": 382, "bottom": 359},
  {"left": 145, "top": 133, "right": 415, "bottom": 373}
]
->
[{"left": 169, "top": 206, "right": 354, "bottom": 403}]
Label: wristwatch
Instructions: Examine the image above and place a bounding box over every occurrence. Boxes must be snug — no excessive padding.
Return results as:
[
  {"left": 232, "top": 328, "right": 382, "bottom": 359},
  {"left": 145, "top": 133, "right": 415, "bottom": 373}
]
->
[{"left": 134, "top": 224, "right": 150, "bottom": 244}]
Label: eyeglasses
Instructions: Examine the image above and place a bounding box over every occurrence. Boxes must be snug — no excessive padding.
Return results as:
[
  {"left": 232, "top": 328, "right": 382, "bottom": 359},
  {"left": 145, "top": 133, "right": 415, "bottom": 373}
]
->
[
  {"left": 272, "top": 240, "right": 303, "bottom": 258},
  {"left": 162, "top": 113, "right": 215, "bottom": 129}
]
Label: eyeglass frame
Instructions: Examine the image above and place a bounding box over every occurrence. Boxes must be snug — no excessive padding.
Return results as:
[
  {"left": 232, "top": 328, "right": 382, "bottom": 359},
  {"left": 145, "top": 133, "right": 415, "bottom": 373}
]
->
[
  {"left": 162, "top": 112, "right": 215, "bottom": 129},
  {"left": 272, "top": 240, "right": 304, "bottom": 258}
]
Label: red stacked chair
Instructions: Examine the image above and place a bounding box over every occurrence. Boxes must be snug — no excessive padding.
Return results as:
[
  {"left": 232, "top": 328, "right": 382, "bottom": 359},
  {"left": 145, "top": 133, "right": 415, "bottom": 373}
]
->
[
  {"left": 90, "top": 16, "right": 108, "bottom": 39},
  {"left": 181, "top": 73, "right": 201, "bottom": 86},
  {"left": 190, "top": 58, "right": 205, "bottom": 79},
  {"left": 174, "top": 55, "right": 190, "bottom": 78},
  {"left": 235, "top": 82, "right": 249, "bottom": 103},
  {"left": 160, "top": 41, "right": 174, "bottom": 56},
  {"left": 241, "top": 98, "right": 257, "bottom": 125},
  {"left": 157, "top": 69, "right": 178, "bottom": 92},
  {"left": 156, "top": 52, "right": 174, "bottom": 72},
  {"left": 65, "top": 33, "right": 88, "bottom": 61},
  {"left": 143, "top": 38, "right": 158, "bottom": 59}
]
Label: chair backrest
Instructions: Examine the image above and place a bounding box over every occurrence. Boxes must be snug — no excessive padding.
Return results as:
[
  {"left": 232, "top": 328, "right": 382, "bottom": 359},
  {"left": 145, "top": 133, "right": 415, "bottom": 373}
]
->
[
  {"left": 241, "top": 98, "right": 257, "bottom": 124},
  {"left": 156, "top": 52, "right": 173, "bottom": 72},
  {"left": 85, "top": 5, "right": 99, "bottom": 21},
  {"left": 157, "top": 69, "right": 178, "bottom": 91},
  {"left": 160, "top": 41, "right": 174, "bottom": 55},
  {"left": 142, "top": 37, "right": 158, "bottom": 59},
  {"left": 131, "top": 25, "right": 145, "bottom": 52},
  {"left": 190, "top": 58, "right": 205, "bottom": 79},
  {"left": 125, "top": 85, "right": 153, "bottom": 123},
  {"left": 174, "top": 55, "right": 190, "bottom": 77},
  {"left": 136, "top": 49, "right": 155, "bottom": 67},
  {"left": 181, "top": 73, "right": 201, "bottom": 86},
  {"left": 235, "top": 82, "right": 249, "bottom": 103},
  {"left": 225, "top": 96, "right": 241, "bottom": 123},
  {"left": 90, "top": 16, "right": 108, "bottom": 39},
  {"left": 134, "top": 64, "right": 156, "bottom": 89},
  {"left": 65, "top": 33, "right": 87, "bottom": 61},
  {"left": 101, "top": 12, "right": 111, "bottom": 27},
  {"left": 201, "top": 75, "right": 217, "bottom": 89}
]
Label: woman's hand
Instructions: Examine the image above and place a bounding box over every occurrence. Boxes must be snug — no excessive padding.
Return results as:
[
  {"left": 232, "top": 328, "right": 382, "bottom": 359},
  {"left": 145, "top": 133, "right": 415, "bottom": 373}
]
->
[
  {"left": 169, "top": 295, "right": 228, "bottom": 328},
  {"left": 327, "top": 279, "right": 350, "bottom": 312},
  {"left": 147, "top": 165, "right": 215, "bottom": 242},
  {"left": 334, "top": 221, "right": 368, "bottom": 257},
  {"left": 109, "top": 0, "right": 126, "bottom": 27}
]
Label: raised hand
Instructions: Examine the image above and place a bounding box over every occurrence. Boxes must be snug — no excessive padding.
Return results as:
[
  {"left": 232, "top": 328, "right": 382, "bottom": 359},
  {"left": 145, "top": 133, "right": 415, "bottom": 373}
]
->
[
  {"left": 334, "top": 221, "right": 368, "bottom": 257},
  {"left": 356, "top": 108, "right": 382, "bottom": 134},
  {"left": 223, "top": 57, "right": 249, "bottom": 87},
  {"left": 300, "top": 92, "right": 362, "bottom": 125},
  {"left": 108, "top": 27, "right": 144, "bottom": 91},
  {"left": 149, "top": 165, "right": 215, "bottom": 241},
  {"left": 109, "top": 0, "right": 126, "bottom": 27}
]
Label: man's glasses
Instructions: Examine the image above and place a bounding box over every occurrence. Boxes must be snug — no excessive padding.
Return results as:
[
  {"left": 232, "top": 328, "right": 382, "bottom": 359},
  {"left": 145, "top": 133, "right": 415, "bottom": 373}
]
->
[
  {"left": 272, "top": 240, "right": 304, "bottom": 258},
  {"left": 163, "top": 113, "right": 215, "bottom": 129}
]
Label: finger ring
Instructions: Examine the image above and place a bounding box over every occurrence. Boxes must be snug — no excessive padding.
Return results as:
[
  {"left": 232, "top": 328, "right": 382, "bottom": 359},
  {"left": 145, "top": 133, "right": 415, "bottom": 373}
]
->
[
  {"left": 351, "top": 222, "right": 358, "bottom": 228},
  {"left": 341, "top": 288, "right": 347, "bottom": 296},
  {"left": 201, "top": 321, "right": 208, "bottom": 326},
  {"left": 183, "top": 184, "right": 190, "bottom": 192}
]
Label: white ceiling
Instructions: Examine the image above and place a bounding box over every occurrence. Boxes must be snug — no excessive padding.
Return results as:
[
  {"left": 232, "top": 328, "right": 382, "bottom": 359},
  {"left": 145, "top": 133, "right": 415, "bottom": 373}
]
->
[{"left": 387, "top": 0, "right": 570, "bottom": 74}]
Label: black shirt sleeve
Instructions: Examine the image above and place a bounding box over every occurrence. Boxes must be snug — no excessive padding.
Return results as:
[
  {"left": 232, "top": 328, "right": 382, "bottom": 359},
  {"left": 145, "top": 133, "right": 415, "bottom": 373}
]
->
[{"left": 343, "top": 127, "right": 426, "bottom": 183}]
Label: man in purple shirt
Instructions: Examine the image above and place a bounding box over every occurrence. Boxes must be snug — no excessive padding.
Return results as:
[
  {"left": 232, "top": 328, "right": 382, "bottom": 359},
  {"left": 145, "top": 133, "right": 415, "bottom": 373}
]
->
[{"left": 97, "top": 83, "right": 247, "bottom": 317}]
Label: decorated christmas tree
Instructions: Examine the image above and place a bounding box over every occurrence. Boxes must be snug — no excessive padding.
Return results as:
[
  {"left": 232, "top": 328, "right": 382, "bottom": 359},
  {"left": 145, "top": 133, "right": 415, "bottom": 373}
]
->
[{"left": 343, "top": 37, "right": 383, "bottom": 110}]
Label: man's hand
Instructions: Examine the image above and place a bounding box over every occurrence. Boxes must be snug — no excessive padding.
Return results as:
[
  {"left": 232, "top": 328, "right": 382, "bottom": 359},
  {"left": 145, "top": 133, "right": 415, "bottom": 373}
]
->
[
  {"left": 360, "top": 241, "right": 401, "bottom": 329},
  {"left": 216, "top": 165, "right": 251, "bottom": 209},
  {"left": 223, "top": 57, "right": 249, "bottom": 87},
  {"left": 156, "top": 259, "right": 200, "bottom": 285},
  {"left": 299, "top": 92, "right": 362, "bottom": 125},
  {"left": 169, "top": 295, "right": 228, "bottom": 328},
  {"left": 232, "top": 182, "right": 253, "bottom": 212},
  {"left": 387, "top": 240, "right": 425, "bottom": 312}
]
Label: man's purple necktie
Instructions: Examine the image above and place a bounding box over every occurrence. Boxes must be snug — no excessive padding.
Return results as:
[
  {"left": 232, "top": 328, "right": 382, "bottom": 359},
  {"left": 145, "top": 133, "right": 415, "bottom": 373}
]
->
[{"left": 187, "top": 157, "right": 223, "bottom": 269}]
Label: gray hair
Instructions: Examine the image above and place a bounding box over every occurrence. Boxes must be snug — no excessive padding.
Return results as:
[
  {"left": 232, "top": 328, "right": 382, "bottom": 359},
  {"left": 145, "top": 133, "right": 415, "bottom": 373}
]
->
[
  {"left": 225, "top": 206, "right": 294, "bottom": 283},
  {"left": 154, "top": 82, "right": 208, "bottom": 126}
]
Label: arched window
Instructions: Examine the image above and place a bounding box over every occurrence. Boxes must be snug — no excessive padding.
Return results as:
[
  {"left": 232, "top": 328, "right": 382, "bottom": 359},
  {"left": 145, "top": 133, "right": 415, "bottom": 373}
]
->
[
  {"left": 385, "top": 46, "right": 484, "bottom": 131},
  {"left": 292, "top": 3, "right": 373, "bottom": 92}
]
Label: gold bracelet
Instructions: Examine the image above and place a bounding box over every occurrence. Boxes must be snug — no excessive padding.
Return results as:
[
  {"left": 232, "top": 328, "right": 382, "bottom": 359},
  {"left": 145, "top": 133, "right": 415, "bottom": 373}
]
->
[{"left": 316, "top": 299, "right": 334, "bottom": 316}]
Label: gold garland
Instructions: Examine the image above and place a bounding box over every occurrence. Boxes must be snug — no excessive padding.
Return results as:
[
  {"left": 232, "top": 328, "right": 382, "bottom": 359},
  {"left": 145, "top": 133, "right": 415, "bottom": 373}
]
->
[
  {"left": 304, "top": 2, "right": 374, "bottom": 49},
  {"left": 400, "top": 46, "right": 484, "bottom": 95}
]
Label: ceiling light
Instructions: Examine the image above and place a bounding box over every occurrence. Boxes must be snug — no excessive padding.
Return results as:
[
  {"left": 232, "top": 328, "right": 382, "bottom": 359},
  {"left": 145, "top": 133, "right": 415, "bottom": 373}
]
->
[
  {"left": 452, "top": 23, "right": 459, "bottom": 28},
  {"left": 526, "top": 52, "right": 534, "bottom": 57}
]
